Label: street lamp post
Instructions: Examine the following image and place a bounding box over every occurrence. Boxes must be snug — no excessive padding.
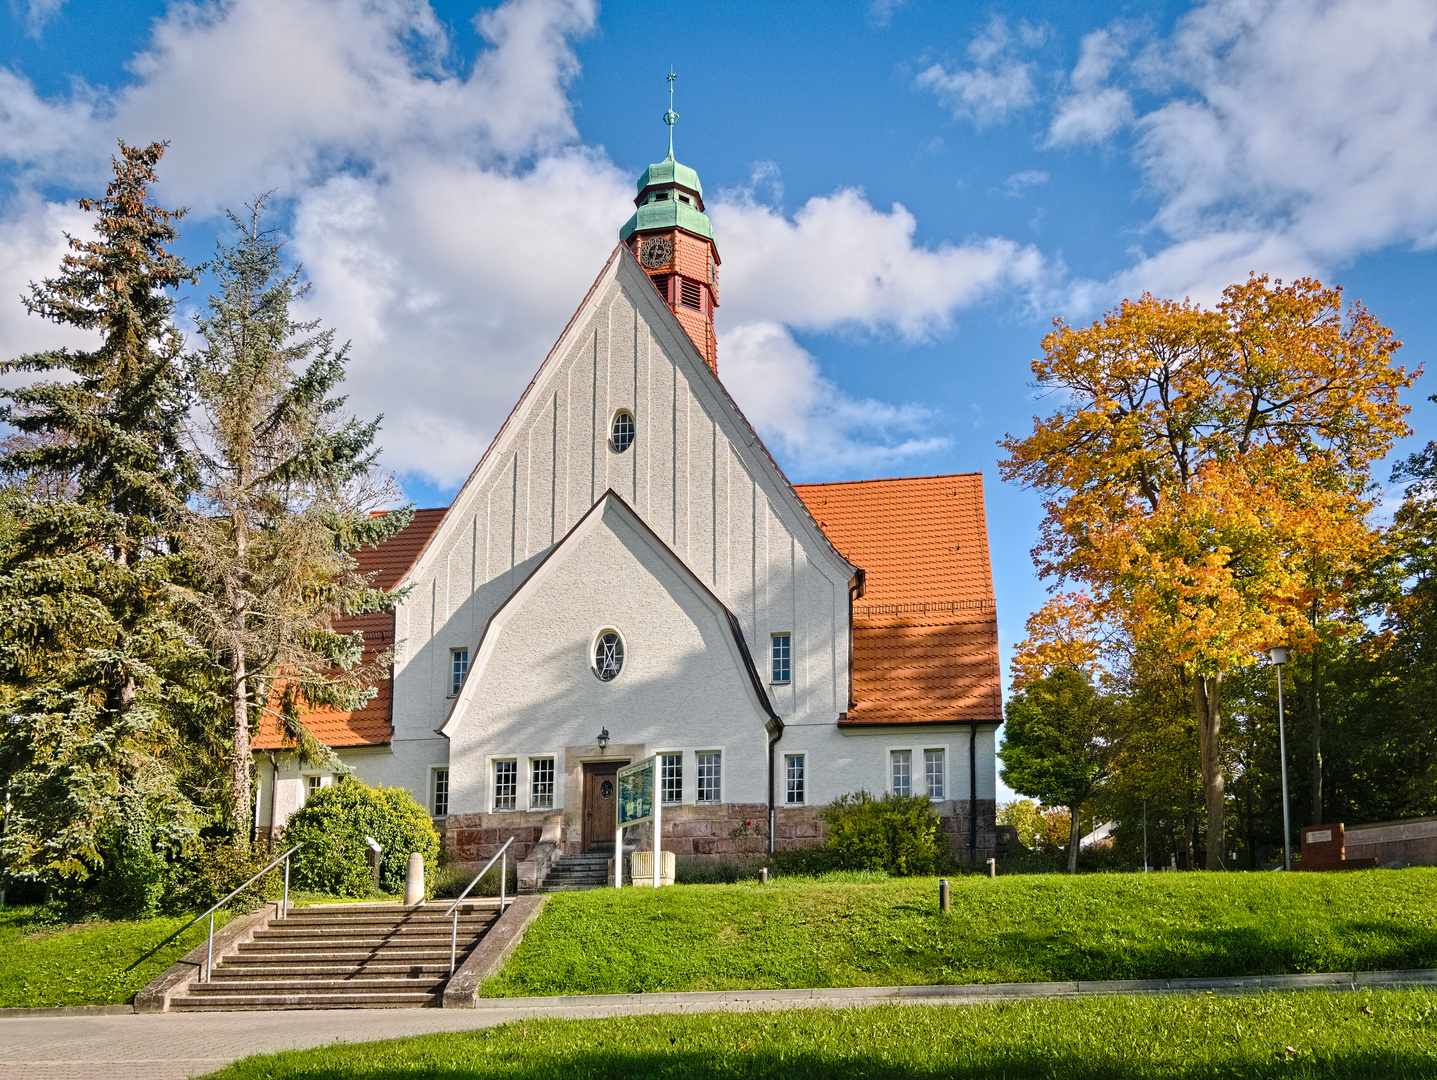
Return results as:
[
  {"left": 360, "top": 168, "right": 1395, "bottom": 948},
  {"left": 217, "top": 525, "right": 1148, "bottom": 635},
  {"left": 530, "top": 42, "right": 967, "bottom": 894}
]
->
[{"left": 1267, "top": 646, "right": 1292, "bottom": 871}]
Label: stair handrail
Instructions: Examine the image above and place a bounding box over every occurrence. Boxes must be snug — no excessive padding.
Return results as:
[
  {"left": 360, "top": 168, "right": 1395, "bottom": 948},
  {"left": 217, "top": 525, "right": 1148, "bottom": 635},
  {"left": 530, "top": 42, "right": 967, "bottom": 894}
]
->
[
  {"left": 177, "top": 842, "right": 304, "bottom": 983},
  {"left": 444, "top": 835, "right": 513, "bottom": 972}
]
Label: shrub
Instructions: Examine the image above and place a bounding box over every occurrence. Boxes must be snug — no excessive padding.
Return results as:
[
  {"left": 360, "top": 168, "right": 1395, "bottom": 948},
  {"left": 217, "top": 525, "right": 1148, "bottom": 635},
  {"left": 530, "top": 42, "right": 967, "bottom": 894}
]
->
[
  {"left": 675, "top": 857, "right": 743, "bottom": 885},
  {"left": 768, "top": 845, "right": 844, "bottom": 877},
  {"left": 430, "top": 861, "right": 517, "bottom": 900},
  {"left": 165, "top": 837, "right": 280, "bottom": 913},
  {"left": 819, "top": 791, "right": 940, "bottom": 875},
  {"left": 282, "top": 779, "right": 440, "bottom": 898}
]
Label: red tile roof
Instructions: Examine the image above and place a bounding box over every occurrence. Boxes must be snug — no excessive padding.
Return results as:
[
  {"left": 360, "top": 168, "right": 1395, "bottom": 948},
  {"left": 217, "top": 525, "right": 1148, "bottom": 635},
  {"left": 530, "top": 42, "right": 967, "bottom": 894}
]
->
[
  {"left": 793, "top": 474, "right": 1000, "bottom": 725},
  {"left": 253, "top": 508, "right": 448, "bottom": 750}
]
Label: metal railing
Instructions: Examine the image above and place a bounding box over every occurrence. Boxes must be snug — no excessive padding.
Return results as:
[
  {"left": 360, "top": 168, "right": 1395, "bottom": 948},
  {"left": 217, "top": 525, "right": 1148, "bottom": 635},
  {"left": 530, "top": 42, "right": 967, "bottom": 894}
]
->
[
  {"left": 444, "top": 836, "right": 513, "bottom": 973},
  {"left": 162, "top": 843, "right": 304, "bottom": 983}
]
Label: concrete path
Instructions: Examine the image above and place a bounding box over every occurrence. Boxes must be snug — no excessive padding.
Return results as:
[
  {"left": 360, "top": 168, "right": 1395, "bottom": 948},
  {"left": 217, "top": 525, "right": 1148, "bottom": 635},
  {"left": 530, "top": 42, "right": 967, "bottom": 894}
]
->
[{"left": 4, "top": 969, "right": 1435, "bottom": 1080}]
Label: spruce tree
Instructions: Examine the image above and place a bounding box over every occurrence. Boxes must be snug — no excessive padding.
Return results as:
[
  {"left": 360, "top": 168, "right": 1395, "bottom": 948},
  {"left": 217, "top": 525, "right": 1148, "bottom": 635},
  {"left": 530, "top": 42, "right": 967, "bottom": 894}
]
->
[
  {"left": 0, "top": 143, "right": 216, "bottom": 900},
  {"left": 175, "top": 196, "right": 409, "bottom": 844}
]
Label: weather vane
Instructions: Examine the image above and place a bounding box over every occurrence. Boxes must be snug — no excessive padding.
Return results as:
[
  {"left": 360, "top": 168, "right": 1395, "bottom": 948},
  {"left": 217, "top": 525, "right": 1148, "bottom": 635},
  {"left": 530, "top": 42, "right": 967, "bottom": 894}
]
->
[{"left": 664, "top": 68, "right": 679, "bottom": 159}]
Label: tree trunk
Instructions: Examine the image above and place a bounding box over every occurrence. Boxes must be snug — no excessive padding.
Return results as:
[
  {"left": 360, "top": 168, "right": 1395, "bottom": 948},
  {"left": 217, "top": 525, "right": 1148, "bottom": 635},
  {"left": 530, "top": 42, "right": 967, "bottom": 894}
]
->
[
  {"left": 1194, "top": 673, "right": 1226, "bottom": 869},
  {"left": 231, "top": 649, "right": 251, "bottom": 849},
  {"left": 1184, "top": 811, "right": 1196, "bottom": 870},
  {"left": 1067, "top": 804, "right": 1082, "bottom": 873},
  {"left": 1309, "top": 650, "right": 1323, "bottom": 826}
]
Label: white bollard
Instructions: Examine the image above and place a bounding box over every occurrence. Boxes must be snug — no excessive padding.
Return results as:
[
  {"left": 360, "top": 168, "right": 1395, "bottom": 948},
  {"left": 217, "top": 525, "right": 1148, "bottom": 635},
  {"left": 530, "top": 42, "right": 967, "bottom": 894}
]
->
[{"left": 404, "top": 852, "right": 425, "bottom": 906}]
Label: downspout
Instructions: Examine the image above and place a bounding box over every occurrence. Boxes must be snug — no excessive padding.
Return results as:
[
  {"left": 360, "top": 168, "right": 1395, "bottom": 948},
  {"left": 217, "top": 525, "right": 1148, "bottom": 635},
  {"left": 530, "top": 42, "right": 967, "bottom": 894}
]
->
[
  {"left": 846, "top": 570, "right": 866, "bottom": 710},
  {"left": 266, "top": 752, "right": 279, "bottom": 854},
  {"left": 969, "top": 724, "right": 978, "bottom": 865},
  {"left": 767, "top": 720, "right": 783, "bottom": 856}
]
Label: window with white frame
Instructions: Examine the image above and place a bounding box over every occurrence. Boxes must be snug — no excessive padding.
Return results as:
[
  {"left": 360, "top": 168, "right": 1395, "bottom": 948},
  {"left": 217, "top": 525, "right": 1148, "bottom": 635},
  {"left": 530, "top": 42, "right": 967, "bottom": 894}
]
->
[
  {"left": 305, "top": 774, "right": 323, "bottom": 803},
  {"left": 450, "top": 648, "right": 469, "bottom": 696},
  {"left": 531, "top": 757, "right": 555, "bottom": 809},
  {"left": 785, "top": 754, "right": 805, "bottom": 804},
  {"left": 925, "top": 750, "right": 945, "bottom": 800},
  {"left": 661, "top": 753, "right": 683, "bottom": 804},
  {"left": 697, "top": 751, "right": 722, "bottom": 803},
  {"left": 493, "top": 760, "right": 517, "bottom": 811},
  {"left": 771, "top": 633, "right": 791, "bottom": 684},
  {"left": 891, "top": 751, "right": 912, "bottom": 797},
  {"left": 432, "top": 768, "right": 449, "bottom": 816}
]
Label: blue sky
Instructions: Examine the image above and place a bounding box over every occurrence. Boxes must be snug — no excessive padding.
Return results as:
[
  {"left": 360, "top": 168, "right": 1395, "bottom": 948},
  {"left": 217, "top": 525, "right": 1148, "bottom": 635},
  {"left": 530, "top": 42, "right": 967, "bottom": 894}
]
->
[{"left": 4, "top": 0, "right": 1437, "bottom": 779}]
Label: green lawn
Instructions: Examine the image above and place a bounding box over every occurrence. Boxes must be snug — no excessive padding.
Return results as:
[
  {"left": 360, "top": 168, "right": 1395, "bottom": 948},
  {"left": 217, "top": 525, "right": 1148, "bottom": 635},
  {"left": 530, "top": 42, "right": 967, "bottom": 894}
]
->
[
  {"left": 0, "top": 904, "right": 235, "bottom": 1008},
  {"left": 484, "top": 869, "right": 1437, "bottom": 997},
  {"left": 0, "top": 891, "right": 355, "bottom": 1009},
  {"left": 200, "top": 990, "right": 1437, "bottom": 1079}
]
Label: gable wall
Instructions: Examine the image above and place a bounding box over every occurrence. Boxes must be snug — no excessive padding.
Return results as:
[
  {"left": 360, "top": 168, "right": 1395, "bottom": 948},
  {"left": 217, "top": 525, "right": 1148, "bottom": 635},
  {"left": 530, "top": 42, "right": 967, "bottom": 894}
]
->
[{"left": 389, "top": 265, "right": 852, "bottom": 753}]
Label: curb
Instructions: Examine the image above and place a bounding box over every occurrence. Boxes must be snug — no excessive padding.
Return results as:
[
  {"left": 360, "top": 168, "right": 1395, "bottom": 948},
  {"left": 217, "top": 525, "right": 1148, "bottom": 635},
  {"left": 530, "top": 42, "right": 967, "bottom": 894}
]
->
[
  {"left": 0, "top": 1004, "right": 137, "bottom": 1017},
  {"left": 469, "top": 967, "right": 1437, "bottom": 1013},
  {"left": 2, "top": 967, "right": 1433, "bottom": 1019}
]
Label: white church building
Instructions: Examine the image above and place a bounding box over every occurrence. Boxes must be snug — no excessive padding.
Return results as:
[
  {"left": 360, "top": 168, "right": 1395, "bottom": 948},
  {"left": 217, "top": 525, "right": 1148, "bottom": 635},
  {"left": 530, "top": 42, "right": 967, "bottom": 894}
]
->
[{"left": 253, "top": 147, "right": 1002, "bottom": 872}]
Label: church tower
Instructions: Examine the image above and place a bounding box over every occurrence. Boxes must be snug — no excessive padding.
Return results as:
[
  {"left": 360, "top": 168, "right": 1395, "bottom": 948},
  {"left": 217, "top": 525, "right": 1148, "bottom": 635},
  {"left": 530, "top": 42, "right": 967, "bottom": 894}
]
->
[{"left": 619, "top": 74, "right": 720, "bottom": 373}]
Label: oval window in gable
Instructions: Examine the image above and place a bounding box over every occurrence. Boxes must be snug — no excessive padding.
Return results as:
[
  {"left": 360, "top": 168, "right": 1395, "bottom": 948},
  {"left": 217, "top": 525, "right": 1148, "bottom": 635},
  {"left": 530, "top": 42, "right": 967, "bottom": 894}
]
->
[
  {"left": 593, "top": 629, "right": 625, "bottom": 682},
  {"left": 611, "top": 409, "right": 635, "bottom": 453}
]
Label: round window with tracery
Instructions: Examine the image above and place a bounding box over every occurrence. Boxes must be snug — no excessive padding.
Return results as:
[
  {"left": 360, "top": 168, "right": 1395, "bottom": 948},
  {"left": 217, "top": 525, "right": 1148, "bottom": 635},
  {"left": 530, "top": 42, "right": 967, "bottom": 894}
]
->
[
  {"left": 593, "top": 630, "right": 625, "bottom": 682},
  {"left": 611, "top": 410, "right": 635, "bottom": 453}
]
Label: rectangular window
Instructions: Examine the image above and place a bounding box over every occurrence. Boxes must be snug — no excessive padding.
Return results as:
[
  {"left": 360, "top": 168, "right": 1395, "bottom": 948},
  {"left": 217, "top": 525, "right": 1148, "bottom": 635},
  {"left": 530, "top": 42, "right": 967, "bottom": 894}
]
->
[
  {"left": 680, "top": 278, "right": 702, "bottom": 309},
  {"left": 925, "top": 750, "right": 945, "bottom": 800},
  {"left": 661, "top": 753, "right": 683, "bottom": 804},
  {"left": 305, "top": 774, "right": 322, "bottom": 803},
  {"left": 771, "top": 633, "right": 791, "bottom": 684},
  {"left": 451, "top": 648, "right": 469, "bottom": 696},
  {"left": 493, "top": 760, "right": 517, "bottom": 811},
  {"left": 785, "top": 754, "right": 805, "bottom": 805},
  {"left": 530, "top": 758, "right": 555, "bottom": 809},
  {"left": 697, "top": 751, "right": 722, "bottom": 803},
  {"left": 891, "top": 751, "right": 912, "bottom": 797},
  {"left": 432, "top": 768, "right": 449, "bottom": 817}
]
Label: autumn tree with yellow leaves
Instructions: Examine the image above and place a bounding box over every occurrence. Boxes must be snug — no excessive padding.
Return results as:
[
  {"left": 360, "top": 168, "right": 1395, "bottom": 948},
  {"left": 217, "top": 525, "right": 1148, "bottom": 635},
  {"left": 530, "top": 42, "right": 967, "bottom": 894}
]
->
[{"left": 1001, "top": 275, "right": 1411, "bottom": 869}]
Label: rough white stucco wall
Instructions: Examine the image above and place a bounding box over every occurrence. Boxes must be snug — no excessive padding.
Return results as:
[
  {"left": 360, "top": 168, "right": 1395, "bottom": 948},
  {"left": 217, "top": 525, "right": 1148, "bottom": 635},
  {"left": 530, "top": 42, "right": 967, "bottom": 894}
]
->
[{"left": 446, "top": 499, "right": 773, "bottom": 816}]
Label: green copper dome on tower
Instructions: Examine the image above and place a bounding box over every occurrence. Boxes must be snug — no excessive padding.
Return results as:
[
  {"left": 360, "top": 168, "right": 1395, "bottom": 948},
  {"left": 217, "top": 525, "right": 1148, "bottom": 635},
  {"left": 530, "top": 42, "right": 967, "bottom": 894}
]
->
[
  {"left": 619, "top": 69, "right": 714, "bottom": 243},
  {"left": 619, "top": 156, "right": 714, "bottom": 243}
]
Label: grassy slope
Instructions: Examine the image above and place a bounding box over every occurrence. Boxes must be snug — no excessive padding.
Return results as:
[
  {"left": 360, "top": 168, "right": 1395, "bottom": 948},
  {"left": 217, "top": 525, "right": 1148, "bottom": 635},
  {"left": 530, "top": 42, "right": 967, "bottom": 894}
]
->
[
  {"left": 485, "top": 869, "right": 1437, "bottom": 996},
  {"left": 202, "top": 990, "right": 1437, "bottom": 1080},
  {"left": 0, "top": 905, "right": 234, "bottom": 1008},
  {"left": 0, "top": 892, "right": 356, "bottom": 1008}
]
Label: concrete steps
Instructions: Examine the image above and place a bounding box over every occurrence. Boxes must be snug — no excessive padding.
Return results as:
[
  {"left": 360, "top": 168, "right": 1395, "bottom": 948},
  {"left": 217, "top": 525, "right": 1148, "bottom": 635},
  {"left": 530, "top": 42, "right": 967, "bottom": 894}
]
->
[
  {"left": 536, "top": 853, "right": 614, "bottom": 892},
  {"left": 170, "top": 902, "right": 496, "bottom": 1011}
]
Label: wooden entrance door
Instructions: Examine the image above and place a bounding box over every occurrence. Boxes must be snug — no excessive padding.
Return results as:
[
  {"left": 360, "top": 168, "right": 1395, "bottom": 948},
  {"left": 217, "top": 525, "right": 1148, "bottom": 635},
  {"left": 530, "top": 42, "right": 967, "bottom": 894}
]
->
[{"left": 582, "top": 762, "right": 621, "bottom": 852}]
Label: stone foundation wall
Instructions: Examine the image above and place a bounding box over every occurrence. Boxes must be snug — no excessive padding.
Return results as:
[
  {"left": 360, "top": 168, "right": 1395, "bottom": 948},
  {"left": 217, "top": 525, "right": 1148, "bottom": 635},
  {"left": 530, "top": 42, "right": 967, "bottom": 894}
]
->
[
  {"left": 441, "top": 799, "right": 997, "bottom": 865},
  {"left": 445, "top": 810, "right": 549, "bottom": 864},
  {"left": 937, "top": 798, "right": 998, "bottom": 866}
]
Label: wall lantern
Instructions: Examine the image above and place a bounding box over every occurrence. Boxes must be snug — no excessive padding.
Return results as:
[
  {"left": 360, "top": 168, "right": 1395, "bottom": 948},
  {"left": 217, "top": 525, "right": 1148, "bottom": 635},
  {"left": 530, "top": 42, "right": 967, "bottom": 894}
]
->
[{"left": 597, "top": 727, "right": 610, "bottom": 752}]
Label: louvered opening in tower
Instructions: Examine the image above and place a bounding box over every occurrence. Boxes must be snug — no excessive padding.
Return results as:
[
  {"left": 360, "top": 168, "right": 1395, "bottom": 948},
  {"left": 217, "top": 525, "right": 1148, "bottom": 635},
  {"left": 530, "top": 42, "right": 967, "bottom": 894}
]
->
[{"left": 680, "top": 278, "right": 702, "bottom": 310}]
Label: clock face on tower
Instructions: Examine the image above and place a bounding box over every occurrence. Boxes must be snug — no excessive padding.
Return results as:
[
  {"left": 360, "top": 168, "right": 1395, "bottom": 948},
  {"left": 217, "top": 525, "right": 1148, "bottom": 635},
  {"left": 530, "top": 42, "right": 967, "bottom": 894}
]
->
[{"left": 639, "top": 236, "right": 673, "bottom": 269}]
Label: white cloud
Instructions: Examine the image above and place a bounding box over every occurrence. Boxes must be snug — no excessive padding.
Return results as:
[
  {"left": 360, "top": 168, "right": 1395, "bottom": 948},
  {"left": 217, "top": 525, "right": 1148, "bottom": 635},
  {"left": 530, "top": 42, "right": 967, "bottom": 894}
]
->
[
  {"left": 713, "top": 188, "right": 1045, "bottom": 340},
  {"left": 998, "top": 169, "right": 1049, "bottom": 197},
  {"left": 1048, "top": 28, "right": 1132, "bottom": 146},
  {"left": 0, "top": 193, "right": 99, "bottom": 364},
  {"left": 15, "top": 0, "right": 65, "bottom": 37},
  {"left": 718, "top": 321, "right": 947, "bottom": 476},
  {"left": 1, "top": 0, "right": 1020, "bottom": 483},
  {"left": 1049, "top": 0, "right": 1437, "bottom": 308},
  {"left": 916, "top": 17, "right": 1044, "bottom": 127}
]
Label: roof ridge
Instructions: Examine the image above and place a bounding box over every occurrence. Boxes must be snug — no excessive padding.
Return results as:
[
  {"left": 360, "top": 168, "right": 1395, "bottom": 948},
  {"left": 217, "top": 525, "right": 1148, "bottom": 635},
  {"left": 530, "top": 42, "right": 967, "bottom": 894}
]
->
[{"left": 792, "top": 472, "right": 984, "bottom": 489}]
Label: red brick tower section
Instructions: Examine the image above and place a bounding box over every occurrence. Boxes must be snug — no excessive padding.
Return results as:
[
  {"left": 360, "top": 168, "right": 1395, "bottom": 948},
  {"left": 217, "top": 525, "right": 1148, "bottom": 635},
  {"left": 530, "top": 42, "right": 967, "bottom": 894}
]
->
[{"left": 620, "top": 157, "right": 721, "bottom": 373}]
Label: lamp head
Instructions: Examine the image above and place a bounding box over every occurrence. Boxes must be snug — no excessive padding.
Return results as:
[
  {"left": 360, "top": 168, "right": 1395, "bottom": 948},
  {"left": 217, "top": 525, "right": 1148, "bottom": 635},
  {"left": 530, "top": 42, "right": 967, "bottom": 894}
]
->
[
  {"left": 1266, "top": 645, "right": 1290, "bottom": 666},
  {"left": 597, "top": 727, "right": 610, "bottom": 752}
]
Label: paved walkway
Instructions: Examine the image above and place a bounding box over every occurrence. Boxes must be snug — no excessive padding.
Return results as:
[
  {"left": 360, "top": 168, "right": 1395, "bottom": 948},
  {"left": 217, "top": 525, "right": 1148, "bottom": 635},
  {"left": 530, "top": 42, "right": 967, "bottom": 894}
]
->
[{"left": 4, "top": 969, "right": 1435, "bottom": 1080}]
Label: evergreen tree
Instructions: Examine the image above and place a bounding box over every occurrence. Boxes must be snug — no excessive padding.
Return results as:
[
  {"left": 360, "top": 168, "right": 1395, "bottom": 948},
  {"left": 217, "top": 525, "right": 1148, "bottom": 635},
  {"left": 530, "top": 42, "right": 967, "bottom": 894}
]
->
[
  {"left": 174, "top": 196, "right": 410, "bottom": 844},
  {"left": 0, "top": 142, "right": 217, "bottom": 900}
]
